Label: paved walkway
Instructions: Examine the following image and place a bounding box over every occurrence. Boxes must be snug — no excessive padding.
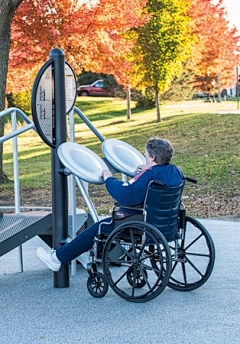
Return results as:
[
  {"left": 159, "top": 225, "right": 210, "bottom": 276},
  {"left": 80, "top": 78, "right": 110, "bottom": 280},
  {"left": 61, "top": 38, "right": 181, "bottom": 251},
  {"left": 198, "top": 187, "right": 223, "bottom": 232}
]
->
[{"left": 0, "top": 219, "right": 239, "bottom": 344}]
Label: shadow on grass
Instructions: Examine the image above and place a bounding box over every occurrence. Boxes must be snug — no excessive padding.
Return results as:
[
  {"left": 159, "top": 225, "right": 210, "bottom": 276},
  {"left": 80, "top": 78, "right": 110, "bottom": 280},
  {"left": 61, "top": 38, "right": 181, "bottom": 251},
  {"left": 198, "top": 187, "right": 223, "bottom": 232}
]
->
[
  {"left": 75, "top": 97, "right": 113, "bottom": 111},
  {"left": 74, "top": 98, "right": 147, "bottom": 122},
  {"left": 2, "top": 102, "right": 239, "bottom": 192},
  {"left": 3, "top": 145, "right": 50, "bottom": 161}
]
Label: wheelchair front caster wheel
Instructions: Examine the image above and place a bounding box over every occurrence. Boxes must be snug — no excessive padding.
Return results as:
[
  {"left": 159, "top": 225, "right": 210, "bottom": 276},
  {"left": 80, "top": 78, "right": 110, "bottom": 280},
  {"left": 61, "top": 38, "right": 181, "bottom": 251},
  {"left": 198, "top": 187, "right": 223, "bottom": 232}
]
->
[
  {"left": 127, "top": 267, "right": 148, "bottom": 288},
  {"left": 87, "top": 272, "right": 108, "bottom": 298}
]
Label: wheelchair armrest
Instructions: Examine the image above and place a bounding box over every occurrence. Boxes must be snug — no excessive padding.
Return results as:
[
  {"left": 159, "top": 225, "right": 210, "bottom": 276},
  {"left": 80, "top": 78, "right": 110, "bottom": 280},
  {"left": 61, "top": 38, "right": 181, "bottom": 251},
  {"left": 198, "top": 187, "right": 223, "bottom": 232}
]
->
[
  {"left": 113, "top": 203, "right": 146, "bottom": 215},
  {"left": 114, "top": 202, "right": 143, "bottom": 209}
]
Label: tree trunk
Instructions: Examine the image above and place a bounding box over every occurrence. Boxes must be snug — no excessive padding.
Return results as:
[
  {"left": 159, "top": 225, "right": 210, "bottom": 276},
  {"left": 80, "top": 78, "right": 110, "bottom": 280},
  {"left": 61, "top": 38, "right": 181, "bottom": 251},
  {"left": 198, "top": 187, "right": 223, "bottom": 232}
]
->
[
  {"left": 155, "top": 88, "right": 161, "bottom": 122},
  {"left": 126, "top": 87, "right": 131, "bottom": 120},
  {"left": 217, "top": 72, "right": 221, "bottom": 102},
  {"left": 0, "top": 0, "right": 23, "bottom": 182}
]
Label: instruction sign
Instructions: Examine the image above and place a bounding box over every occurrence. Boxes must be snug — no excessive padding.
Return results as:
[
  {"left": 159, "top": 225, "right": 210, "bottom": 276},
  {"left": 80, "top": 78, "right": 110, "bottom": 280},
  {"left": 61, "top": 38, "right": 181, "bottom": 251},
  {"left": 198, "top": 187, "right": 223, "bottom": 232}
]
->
[
  {"left": 65, "top": 63, "right": 77, "bottom": 112},
  {"left": 31, "top": 61, "right": 77, "bottom": 148}
]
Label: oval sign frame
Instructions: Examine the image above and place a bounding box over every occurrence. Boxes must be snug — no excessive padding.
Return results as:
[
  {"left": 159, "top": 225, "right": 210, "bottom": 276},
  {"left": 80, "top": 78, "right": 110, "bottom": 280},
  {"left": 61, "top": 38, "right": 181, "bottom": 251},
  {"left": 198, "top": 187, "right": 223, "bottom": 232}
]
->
[
  {"left": 31, "top": 59, "right": 55, "bottom": 148},
  {"left": 31, "top": 60, "right": 77, "bottom": 148},
  {"left": 65, "top": 62, "right": 77, "bottom": 115}
]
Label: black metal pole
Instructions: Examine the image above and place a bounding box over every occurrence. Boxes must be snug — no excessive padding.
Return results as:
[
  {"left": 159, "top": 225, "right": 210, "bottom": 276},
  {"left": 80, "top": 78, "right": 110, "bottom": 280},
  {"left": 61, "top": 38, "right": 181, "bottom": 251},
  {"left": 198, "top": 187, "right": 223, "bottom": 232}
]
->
[{"left": 50, "top": 48, "right": 69, "bottom": 288}]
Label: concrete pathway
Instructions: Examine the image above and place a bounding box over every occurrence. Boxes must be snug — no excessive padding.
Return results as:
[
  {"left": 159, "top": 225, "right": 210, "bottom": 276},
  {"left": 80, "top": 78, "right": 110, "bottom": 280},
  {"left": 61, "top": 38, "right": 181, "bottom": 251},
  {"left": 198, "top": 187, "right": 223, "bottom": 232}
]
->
[{"left": 0, "top": 219, "right": 239, "bottom": 344}]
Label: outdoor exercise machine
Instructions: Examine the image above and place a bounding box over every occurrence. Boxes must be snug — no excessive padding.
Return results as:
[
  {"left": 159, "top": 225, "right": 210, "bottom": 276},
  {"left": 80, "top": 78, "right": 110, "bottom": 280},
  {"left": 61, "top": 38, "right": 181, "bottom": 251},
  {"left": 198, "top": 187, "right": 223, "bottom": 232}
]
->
[
  {"left": 0, "top": 48, "right": 78, "bottom": 282},
  {"left": 0, "top": 49, "right": 215, "bottom": 302},
  {"left": 31, "top": 48, "right": 148, "bottom": 289},
  {"left": 0, "top": 48, "right": 143, "bottom": 285}
]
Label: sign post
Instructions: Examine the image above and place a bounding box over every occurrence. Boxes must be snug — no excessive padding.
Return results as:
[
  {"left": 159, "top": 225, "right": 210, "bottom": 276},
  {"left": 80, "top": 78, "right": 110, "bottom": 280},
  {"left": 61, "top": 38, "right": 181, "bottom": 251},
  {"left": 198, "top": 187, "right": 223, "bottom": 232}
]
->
[
  {"left": 50, "top": 48, "right": 69, "bottom": 288},
  {"left": 31, "top": 48, "right": 77, "bottom": 288}
]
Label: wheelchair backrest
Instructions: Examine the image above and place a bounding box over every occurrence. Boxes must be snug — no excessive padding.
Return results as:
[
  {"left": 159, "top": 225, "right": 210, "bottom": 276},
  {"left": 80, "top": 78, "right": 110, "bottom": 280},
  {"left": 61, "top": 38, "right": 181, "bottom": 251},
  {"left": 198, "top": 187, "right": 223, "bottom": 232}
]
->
[{"left": 144, "top": 180, "right": 183, "bottom": 242}]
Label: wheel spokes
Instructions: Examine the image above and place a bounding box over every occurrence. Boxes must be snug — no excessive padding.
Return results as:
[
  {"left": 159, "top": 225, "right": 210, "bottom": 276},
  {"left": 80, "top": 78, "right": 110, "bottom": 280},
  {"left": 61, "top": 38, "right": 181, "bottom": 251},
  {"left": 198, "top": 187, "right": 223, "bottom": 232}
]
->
[
  {"left": 112, "top": 265, "right": 132, "bottom": 287},
  {"left": 184, "top": 233, "right": 203, "bottom": 251},
  {"left": 103, "top": 222, "right": 172, "bottom": 302},
  {"left": 137, "top": 233, "right": 150, "bottom": 259},
  {"left": 168, "top": 217, "right": 215, "bottom": 291},
  {"left": 185, "top": 251, "right": 211, "bottom": 258},
  {"left": 181, "top": 262, "right": 187, "bottom": 286},
  {"left": 138, "top": 264, "right": 152, "bottom": 290},
  {"left": 131, "top": 266, "right": 137, "bottom": 296},
  {"left": 185, "top": 256, "right": 204, "bottom": 277}
]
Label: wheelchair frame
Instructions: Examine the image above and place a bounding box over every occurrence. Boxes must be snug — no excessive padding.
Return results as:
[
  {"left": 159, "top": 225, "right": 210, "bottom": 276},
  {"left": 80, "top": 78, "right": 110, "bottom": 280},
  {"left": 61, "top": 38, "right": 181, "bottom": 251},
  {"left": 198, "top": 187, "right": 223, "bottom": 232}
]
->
[{"left": 85, "top": 178, "right": 215, "bottom": 303}]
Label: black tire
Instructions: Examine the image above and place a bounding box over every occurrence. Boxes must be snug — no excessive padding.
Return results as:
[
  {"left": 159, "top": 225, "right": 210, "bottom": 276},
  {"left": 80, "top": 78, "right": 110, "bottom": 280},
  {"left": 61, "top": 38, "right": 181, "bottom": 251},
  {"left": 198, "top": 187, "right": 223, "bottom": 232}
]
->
[
  {"left": 80, "top": 90, "right": 89, "bottom": 96},
  {"left": 168, "top": 216, "right": 215, "bottom": 291},
  {"left": 127, "top": 267, "right": 148, "bottom": 288},
  {"left": 87, "top": 272, "right": 108, "bottom": 298},
  {"left": 102, "top": 221, "right": 172, "bottom": 303}
]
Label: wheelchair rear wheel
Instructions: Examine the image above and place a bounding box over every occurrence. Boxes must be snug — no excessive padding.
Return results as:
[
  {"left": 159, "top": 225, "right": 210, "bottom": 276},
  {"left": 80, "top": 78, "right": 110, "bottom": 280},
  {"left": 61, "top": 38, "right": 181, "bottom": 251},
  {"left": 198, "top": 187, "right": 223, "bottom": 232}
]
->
[
  {"left": 168, "top": 216, "right": 215, "bottom": 291},
  {"left": 102, "top": 221, "right": 172, "bottom": 303}
]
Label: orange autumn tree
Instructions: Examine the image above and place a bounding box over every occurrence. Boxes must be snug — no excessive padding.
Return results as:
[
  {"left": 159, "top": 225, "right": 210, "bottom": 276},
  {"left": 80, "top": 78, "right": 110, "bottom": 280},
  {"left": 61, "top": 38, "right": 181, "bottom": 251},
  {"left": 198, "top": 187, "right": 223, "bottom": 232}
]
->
[
  {"left": 110, "top": 43, "right": 145, "bottom": 120},
  {"left": 188, "top": 0, "right": 240, "bottom": 97},
  {"left": 0, "top": 0, "right": 147, "bottom": 181},
  {"left": 7, "top": 0, "right": 147, "bottom": 93}
]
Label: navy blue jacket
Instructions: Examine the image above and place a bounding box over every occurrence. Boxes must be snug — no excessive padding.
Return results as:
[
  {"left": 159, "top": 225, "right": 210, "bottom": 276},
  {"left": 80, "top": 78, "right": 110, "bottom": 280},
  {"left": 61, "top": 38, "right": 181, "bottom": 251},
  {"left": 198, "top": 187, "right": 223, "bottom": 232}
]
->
[{"left": 105, "top": 164, "right": 183, "bottom": 207}]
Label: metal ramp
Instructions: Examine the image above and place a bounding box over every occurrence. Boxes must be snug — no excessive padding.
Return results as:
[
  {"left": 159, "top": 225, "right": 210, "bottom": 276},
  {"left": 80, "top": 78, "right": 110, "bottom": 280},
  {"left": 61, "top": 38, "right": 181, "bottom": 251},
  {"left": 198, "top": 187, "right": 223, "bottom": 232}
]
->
[{"left": 0, "top": 213, "right": 52, "bottom": 257}]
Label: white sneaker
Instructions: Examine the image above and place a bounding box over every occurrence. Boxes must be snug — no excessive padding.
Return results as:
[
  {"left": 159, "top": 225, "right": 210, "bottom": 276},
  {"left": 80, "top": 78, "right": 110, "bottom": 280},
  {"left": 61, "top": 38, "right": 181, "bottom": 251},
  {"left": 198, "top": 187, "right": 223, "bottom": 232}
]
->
[
  {"left": 36, "top": 247, "right": 61, "bottom": 272},
  {"left": 77, "top": 251, "right": 90, "bottom": 269}
]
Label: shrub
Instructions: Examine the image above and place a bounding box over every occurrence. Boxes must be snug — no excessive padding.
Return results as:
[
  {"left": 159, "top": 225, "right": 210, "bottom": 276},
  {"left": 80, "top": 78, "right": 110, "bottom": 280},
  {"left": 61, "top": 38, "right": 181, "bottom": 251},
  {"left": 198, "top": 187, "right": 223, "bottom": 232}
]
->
[
  {"left": 6, "top": 90, "right": 31, "bottom": 115},
  {"left": 135, "top": 88, "right": 155, "bottom": 108},
  {"left": 162, "top": 82, "right": 194, "bottom": 101}
]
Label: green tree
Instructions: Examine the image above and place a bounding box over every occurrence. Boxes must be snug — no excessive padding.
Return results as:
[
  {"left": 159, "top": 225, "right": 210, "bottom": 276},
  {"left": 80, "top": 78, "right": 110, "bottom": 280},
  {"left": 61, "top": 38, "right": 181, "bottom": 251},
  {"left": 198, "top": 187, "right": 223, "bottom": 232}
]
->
[
  {"left": 134, "top": 0, "right": 193, "bottom": 121},
  {"left": 162, "top": 62, "right": 195, "bottom": 101}
]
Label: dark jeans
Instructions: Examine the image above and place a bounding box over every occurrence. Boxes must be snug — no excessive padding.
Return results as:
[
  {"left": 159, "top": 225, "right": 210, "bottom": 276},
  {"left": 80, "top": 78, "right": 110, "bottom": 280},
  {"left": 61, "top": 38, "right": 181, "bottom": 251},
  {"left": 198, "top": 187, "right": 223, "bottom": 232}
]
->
[{"left": 56, "top": 217, "right": 114, "bottom": 264}]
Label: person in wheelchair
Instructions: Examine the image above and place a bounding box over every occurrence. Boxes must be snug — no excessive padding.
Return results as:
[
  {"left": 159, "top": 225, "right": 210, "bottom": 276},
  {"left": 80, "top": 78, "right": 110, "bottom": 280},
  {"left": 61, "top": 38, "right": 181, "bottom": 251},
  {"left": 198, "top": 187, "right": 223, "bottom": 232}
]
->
[{"left": 37, "top": 137, "right": 184, "bottom": 272}]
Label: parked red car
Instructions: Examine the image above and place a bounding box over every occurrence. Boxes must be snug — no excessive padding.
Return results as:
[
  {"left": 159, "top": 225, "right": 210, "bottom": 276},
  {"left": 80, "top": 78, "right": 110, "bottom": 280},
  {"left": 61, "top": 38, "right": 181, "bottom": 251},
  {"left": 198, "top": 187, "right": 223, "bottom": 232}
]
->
[{"left": 77, "top": 79, "right": 115, "bottom": 96}]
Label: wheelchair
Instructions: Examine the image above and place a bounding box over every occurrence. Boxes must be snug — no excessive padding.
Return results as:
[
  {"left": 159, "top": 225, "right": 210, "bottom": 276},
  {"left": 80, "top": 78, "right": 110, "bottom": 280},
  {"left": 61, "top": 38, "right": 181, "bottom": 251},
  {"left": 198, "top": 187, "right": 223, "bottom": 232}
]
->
[
  {"left": 57, "top": 140, "right": 215, "bottom": 303},
  {"left": 85, "top": 177, "right": 215, "bottom": 303}
]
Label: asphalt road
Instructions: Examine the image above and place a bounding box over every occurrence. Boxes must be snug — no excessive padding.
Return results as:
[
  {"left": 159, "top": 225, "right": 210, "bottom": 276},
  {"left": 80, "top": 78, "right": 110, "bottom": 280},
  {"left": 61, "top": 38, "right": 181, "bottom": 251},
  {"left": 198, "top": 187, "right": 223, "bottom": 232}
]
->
[{"left": 0, "top": 219, "right": 239, "bottom": 344}]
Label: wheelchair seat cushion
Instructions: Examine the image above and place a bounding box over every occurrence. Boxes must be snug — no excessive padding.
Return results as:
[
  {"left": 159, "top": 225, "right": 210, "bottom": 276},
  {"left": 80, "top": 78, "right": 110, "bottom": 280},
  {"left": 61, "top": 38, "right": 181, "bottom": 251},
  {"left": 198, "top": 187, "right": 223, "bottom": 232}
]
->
[{"left": 112, "top": 210, "right": 144, "bottom": 227}]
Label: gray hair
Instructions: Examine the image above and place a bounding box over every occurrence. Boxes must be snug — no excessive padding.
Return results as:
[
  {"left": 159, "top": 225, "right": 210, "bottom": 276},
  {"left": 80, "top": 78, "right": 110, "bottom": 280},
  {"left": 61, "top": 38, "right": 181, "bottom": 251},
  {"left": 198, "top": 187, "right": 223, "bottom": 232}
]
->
[{"left": 146, "top": 137, "right": 173, "bottom": 165}]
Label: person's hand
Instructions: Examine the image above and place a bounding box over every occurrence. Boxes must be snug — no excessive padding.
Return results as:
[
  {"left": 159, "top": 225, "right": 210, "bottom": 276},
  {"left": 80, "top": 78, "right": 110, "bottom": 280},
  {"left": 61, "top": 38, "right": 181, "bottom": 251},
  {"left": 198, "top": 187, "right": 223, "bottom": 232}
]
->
[
  {"left": 136, "top": 164, "right": 147, "bottom": 173},
  {"left": 102, "top": 169, "right": 112, "bottom": 181}
]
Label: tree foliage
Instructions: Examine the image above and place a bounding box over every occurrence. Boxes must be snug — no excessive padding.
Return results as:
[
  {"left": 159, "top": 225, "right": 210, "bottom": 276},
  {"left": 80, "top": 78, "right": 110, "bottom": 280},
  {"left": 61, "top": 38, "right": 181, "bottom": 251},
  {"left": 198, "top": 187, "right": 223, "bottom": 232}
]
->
[
  {"left": 132, "top": 0, "right": 193, "bottom": 121},
  {"left": 1, "top": 0, "right": 240, "bottom": 181},
  {"left": 8, "top": 0, "right": 147, "bottom": 93},
  {"left": 162, "top": 63, "right": 195, "bottom": 101},
  {"left": 1, "top": 0, "right": 147, "bottom": 180},
  {"left": 188, "top": 0, "right": 240, "bottom": 94}
]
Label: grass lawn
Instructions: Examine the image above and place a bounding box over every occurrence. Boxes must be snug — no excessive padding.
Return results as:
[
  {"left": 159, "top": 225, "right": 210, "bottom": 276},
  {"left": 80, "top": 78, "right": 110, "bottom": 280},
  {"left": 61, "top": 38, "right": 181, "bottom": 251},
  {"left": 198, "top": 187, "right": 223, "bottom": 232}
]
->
[{"left": 1, "top": 97, "right": 240, "bottom": 218}]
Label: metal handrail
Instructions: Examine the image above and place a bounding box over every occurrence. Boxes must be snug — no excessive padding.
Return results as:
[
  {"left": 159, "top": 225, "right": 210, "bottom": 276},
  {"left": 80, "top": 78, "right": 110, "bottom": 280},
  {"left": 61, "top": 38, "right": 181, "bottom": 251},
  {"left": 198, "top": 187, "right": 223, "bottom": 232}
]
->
[
  {"left": 0, "top": 107, "right": 37, "bottom": 144},
  {"left": 0, "top": 107, "right": 37, "bottom": 272},
  {"left": 0, "top": 123, "right": 35, "bottom": 144},
  {"left": 0, "top": 107, "right": 32, "bottom": 122},
  {"left": 0, "top": 107, "right": 103, "bottom": 217},
  {"left": 74, "top": 106, "right": 105, "bottom": 142}
]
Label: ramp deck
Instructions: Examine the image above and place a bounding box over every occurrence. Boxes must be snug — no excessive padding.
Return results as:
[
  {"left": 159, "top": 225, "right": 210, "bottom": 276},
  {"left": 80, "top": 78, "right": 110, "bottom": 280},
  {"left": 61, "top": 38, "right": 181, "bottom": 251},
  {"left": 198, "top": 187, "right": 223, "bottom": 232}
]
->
[{"left": 0, "top": 213, "right": 52, "bottom": 257}]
